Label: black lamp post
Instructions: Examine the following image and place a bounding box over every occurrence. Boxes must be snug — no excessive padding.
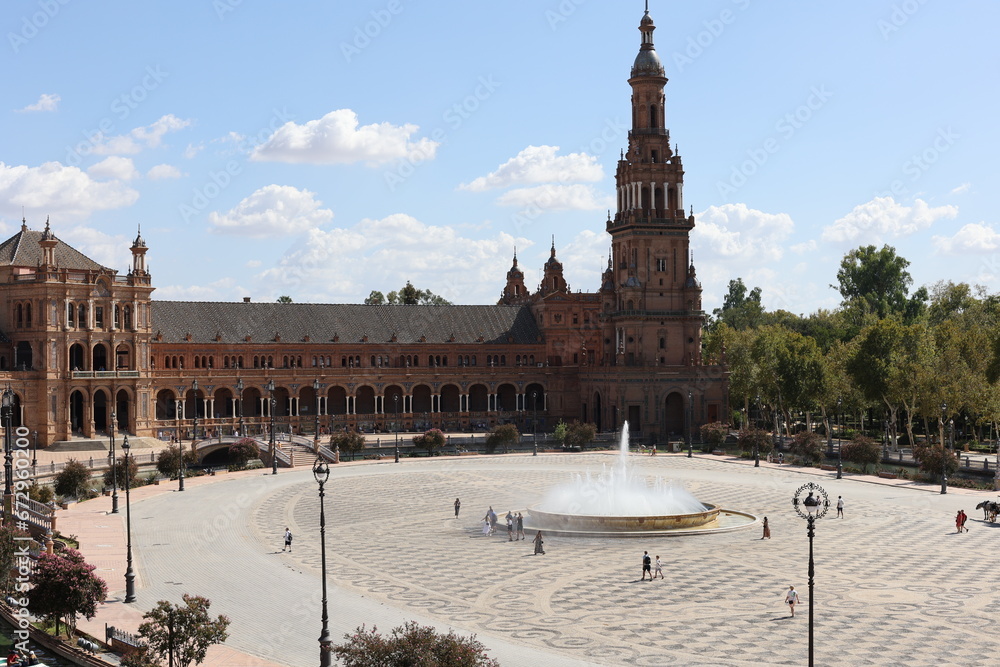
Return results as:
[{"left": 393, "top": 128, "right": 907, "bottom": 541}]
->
[
  {"left": 2, "top": 388, "right": 13, "bottom": 527},
  {"left": 532, "top": 391, "right": 538, "bottom": 456},
  {"left": 31, "top": 430, "right": 37, "bottom": 476},
  {"left": 109, "top": 411, "right": 119, "bottom": 514},
  {"left": 236, "top": 378, "right": 245, "bottom": 438},
  {"left": 313, "top": 457, "right": 332, "bottom": 666},
  {"left": 393, "top": 395, "right": 400, "bottom": 463},
  {"left": 123, "top": 435, "right": 136, "bottom": 603},
  {"left": 940, "top": 402, "right": 948, "bottom": 495},
  {"left": 182, "top": 380, "right": 197, "bottom": 492},
  {"left": 267, "top": 380, "right": 277, "bottom": 475},
  {"left": 836, "top": 398, "right": 843, "bottom": 479},
  {"left": 792, "top": 482, "right": 830, "bottom": 667},
  {"left": 314, "top": 378, "right": 321, "bottom": 449},
  {"left": 686, "top": 390, "right": 693, "bottom": 457}
]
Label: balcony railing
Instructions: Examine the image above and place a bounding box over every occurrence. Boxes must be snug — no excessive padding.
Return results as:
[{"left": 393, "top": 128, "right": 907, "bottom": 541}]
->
[{"left": 72, "top": 370, "right": 140, "bottom": 379}]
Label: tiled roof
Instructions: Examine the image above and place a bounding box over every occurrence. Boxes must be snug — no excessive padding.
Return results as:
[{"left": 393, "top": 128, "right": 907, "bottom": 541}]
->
[
  {"left": 151, "top": 302, "right": 542, "bottom": 345},
  {"left": 0, "top": 224, "right": 108, "bottom": 271}
]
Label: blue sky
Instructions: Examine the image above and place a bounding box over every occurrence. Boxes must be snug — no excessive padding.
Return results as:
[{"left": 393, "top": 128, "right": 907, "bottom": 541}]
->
[{"left": 2, "top": 0, "right": 996, "bottom": 314}]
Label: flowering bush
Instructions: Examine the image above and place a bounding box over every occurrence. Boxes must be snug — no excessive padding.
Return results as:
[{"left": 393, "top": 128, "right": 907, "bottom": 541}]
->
[
  {"left": 27, "top": 548, "right": 107, "bottom": 637},
  {"left": 412, "top": 429, "right": 446, "bottom": 456},
  {"left": 333, "top": 621, "right": 499, "bottom": 667}
]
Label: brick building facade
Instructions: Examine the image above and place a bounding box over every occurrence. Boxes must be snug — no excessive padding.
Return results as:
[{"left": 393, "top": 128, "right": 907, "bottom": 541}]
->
[{"left": 0, "top": 8, "right": 727, "bottom": 450}]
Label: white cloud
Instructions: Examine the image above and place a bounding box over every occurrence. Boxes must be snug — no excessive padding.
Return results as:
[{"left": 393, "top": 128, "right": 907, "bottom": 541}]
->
[
  {"left": 59, "top": 226, "right": 131, "bottom": 271},
  {"left": 790, "top": 240, "right": 817, "bottom": 254},
  {"left": 693, "top": 203, "right": 795, "bottom": 264},
  {"left": 17, "top": 93, "right": 60, "bottom": 113},
  {"left": 146, "top": 164, "right": 183, "bottom": 180},
  {"left": 495, "top": 184, "right": 613, "bottom": 211},
  {"left": 250, "top": 109, "right": 439, "bottom": 166},
  {"left": 0, "top": 161, "right": 138, "bottom": 220},
  {"left": 255, "top": 214, "right": 532, "bottom": 304},
  {"left": 153, "top": 277, "right": 240, "bottom": 301},
  {"left": 933, "top": 223, "right": 1000, "bottom": 255},
  {"left": 207, "top": 185, "right": 334, "bottom": 238},
  {"left": 950, "top": 183, "right": 971, "bottom": 195},
  {"left": 88, "top": 156, "right": 139, "bottom": 181},
  {"left": 183, "top": 143, "right": 204, "bottom": 159},
  {"left": 92, "top": 114, "right": 191, "bottom": 155},
  {"left": 459, "top": 145, "right": 603, "bottom": 192},
  {"left": 821, "top": 196, "right": 957, "bottom": 244}
]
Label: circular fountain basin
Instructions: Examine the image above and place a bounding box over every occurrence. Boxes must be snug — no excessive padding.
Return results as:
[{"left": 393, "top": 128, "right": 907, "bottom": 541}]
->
[{"left": 525, "top": 505, "right": 758, "bottom": 537}]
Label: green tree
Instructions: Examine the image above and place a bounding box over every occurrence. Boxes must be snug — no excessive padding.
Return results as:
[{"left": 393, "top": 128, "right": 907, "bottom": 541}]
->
[
  {"left": 485, "top": 424, "right": 519, "bottom": 454},
  {"left": 27, "top": 548, "right": 108, "bottom": 637},
  {"left": 412, "top": 428, "right": 446, "bottom": 456},
  {"left": 103, "top": 455, "right": 139, "bottom": 489},
  {"left": 276, "top": 295, "right": 293, "bottom": 303},
  {"left": 54, "top": 459, "right": 92, "bottom": 499},
  {"left": 737, "top": 427, "right": 774, "bottom": 457},
  {"left": 710, "top": 278, "right": 764, "bottom": 331},
  {"left": 840, "top": 435, "right": 882, "bottom": 473},
  {"left": 700, "top": 422, "right": 729, "bottom": 450},
  {"left": 788, "top": 430, "right": 823, "bottom": 466},
  {"left": 834, "top": 244, "right": 925, "bottom": 321},
  {"left": 913, "top": 442, "right": 959, "bottom": 481},
  {"left": 227, "top": 438, "right": 260, "bottom": 469},
  {"left": 564, "top": 421, "right": 596, "bottom": 448},
  {"left": 136, "top": 594, "right": 231, "bottom": 667},
  {"left": 0, "top": 524, "right": 31, "bottom": 595},
  {"left": 333, "top": 621, "right": 499, "bottom": 667},
  {"left": 364, "top": 290, "right": 386, "bottom": 305},
  {"left": 157, "top": 445, "right": 198, "bottom": 480},
  {"left": 552, "top": 420, "right": 568, "bottom": 446},
  {"left": 330, "top": 430, "right": 366, "bottom": 461}
]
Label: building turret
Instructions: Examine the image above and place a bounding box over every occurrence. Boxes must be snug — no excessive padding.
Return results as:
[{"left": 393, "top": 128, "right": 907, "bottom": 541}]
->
[{"left": 499, "top": 248, "right": 528, "bottom": 304}]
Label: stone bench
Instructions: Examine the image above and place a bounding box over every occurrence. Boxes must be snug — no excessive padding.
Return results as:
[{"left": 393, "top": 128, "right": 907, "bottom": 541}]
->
[
  {"left": 820, "top": 464, "right": 837, "bottom": 471},
  {"left": 877, "top": 471, "right": 898, "bottom": 479}
]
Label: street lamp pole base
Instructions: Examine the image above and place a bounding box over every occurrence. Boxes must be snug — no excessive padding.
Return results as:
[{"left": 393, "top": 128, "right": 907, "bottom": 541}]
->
[{"left": 124, "top": 569, "right": 136, "bottom": 604}]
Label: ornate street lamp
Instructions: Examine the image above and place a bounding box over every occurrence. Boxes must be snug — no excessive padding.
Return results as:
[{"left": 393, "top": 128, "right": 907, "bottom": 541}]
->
[
  {"left": 686, "top": 390, "right": 693, "bottom": 458},
  {"left": 393, "top": 395, "right": 400, "bottom": 463},
  {"left": 532, "top": 391, "right": 538, "bottom": 456},
  {"left": 31, "top": 430, "right": 37, "bottom": 476},
  {"left": 109, "top": 411, "right": 119, "bottom": 514},
  {"left": 122, "top": 435, "right": 136, "bottom": 603},
  {"left": 314, "top": 378, "right": 321, "bottom": 449},
  {"left": 940, "top": 402, "right": 948, "bottom": 495},
  {"left": 181, "top": 380, "right": 197, "bottom": 492},
  {"left": 2, "top": 388, "right": 14, "bottom": 527},
  {"left": 267, "top": 380, "right": 277, "bottom": 475},
  {"left": 236, "top": 378, "right": 245, "bottom": 438},
  {"left": 792, "top": 482, "right": 830, "bottom": 667},
  {"left": 836, "top": 397, "right": 843, "bottom": 480},
  {"left": 313, "top": 457, "right": 332, "bottom": 666}
]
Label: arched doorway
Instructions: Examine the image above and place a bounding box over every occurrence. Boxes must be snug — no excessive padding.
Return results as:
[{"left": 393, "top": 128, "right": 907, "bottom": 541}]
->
[
  {"left": 412, "top": 385, "right": 432, "bottom": 414},
  {"left": 468, "top": 384, "right": 488, "bottom": 412},
  {"left": 593, "top": 392, "right": 603, "bottom": 432},
  {"left": 92, "top": 343, "right": 108, "bottom": 372},
  {"left": 15, "top": 342, "right": 32, "bottom": 370},
  {"left": 93, "top": 390, "right": 108, "bottom": 432},
  {"left": 664, "top": 392, "right": 684, "bottom": 439},
  {"left": 496, "top": 384, "right": 517, "bottom": 413},
  {"left": 155, "top": 389, "right": 176, "bottom": 420},
  {"left": 70, "top": 390, "right": 86, "bottom": 435},
  {"left": 355, "top": 386, "right": 375, "bottom": 415},
  {"left": 440, "top": 384, "right": 460, "bottom": 413},
  {"left": 69, "top": 343, "right": 85, "bottom": 371},
  {"left": 115, "top": 343, "right": 131, "bottom": 370},
  {"left": 328, "top": 386, "right": 347, "bottom": 416},
  {"left": 115, "top": 389, "right": 130, "bottom": 432}
]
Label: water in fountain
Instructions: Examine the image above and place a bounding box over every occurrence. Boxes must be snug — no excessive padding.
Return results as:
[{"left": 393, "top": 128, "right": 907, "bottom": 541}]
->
[{"left": 534, "top": 421, "right": 708, "bottom": 517}]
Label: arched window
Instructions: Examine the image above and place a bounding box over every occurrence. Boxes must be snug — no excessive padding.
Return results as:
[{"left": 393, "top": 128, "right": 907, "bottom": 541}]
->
[
  {"left": 123, "top": 305, "right": 132, "bottom": 330},
  {"left": 114, "top": 304, "right": 121, "bottom": 329},
  {"left": 67, "top": 303, "right": 75, "bottom": 327},
  {"left": 659, "top": 337, "right": 665, "bottom": 349},
  {"left": 24, "top": 302, "right": 31, "bottom": 327},
  {"left": 15, "top": 304, "right": 22, "bottom": 328},
  {"left": 500, "top": 355, "right": 506, "bottom": 366},
  {"left": 78, "top": 304, "right": 87, "bottom": 327},
  {"left": 649, "top": 104, "right": 657, "bottom": 129}
]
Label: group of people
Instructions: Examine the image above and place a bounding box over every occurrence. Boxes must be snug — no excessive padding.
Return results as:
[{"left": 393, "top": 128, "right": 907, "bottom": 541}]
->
[
  {"left": 6, "top": 649, "right": 40, "bottom": 666},
  {"left": 955, "top": 509, "right": 970, "bottom": 533},
  {"left": 457, "top": 500, "right": 545, "bottom": 553},
  {"left": 640, "top": 551, "right": 663, "bottom": 580},
  {"left": 480, "top": 506, "right": 526, "bottom": 541}
]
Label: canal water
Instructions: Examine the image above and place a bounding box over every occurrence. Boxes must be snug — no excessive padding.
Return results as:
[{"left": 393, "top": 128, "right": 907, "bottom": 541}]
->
[{"left": 0, "top": 617, "right": 80, "bottom": 667}]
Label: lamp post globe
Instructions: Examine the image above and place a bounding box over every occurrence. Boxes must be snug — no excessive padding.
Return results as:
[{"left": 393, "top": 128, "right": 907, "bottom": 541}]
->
[
  {"left": 393, "top": 395, "right": 400, "bottom": 464},
  {"left": 109, "top": 411, "right": 119, "bottom": 514},
  {"left": 122, "top": 435, "right": 136, "bottom": 603},
  {"left": 792, "top": 482, "right": 830, "bottom": 667},
  {"left": 313, "top": 457, "right": 332, "bottom": 665},
  {"left": 940, "top": 402, "right": 948, "bottom": 495}
]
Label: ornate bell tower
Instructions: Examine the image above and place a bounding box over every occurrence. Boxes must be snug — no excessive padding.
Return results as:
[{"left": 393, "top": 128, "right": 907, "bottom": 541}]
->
[{"left": 605, "top": 5, "right": 703, "bottom": 368}]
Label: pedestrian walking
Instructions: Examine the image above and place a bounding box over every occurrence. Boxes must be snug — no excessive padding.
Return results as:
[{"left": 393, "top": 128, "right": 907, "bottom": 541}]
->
[
  {"left": 641, "top": 551, "right": 652, "bottom": 580},
  {"left": 482, "top": 518, "right": 491, "bottom": 536},
  {"left": 283, "top": 527, "right": 292, "bottom": 552},
  {"left": 761, "top": 516, "right": 770, "bottom": 539},
  {"left": 777, "top": 452, "right": 784, "bottom": 465},
  {"left": 785, "top": 585, "right": 799, "bottom": 617},
  {"left": 836, "top": 496, "right": 844, "bottom": 518},
  {"left": 960, "top": 510, "right": 969, "bottom": 533},
  {"left": 955, "top": 510, "right": 963, "bottom": 533},
  {"left": 454, "top": 498, "right": 461, "bottom": 517},
  {"left": 506, "top": 513, "right": 514, "bottom": 541},
  {"left": 516, "top": 512, "right": 525, "bottom": 540},
  {"left": 650, "top": 445, "right": 656, "bottom": 456},
  {"left": 533, "top": 530, "right": 545, "bottom": 555},
  {"left": 654, "top": 555, "right": 663, "bottom": 579}
]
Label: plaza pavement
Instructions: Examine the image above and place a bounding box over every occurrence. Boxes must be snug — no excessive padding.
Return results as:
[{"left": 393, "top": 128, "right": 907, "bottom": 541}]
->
[{"left": 47, "top": 448, "right": 1000, "bottom": 666}]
